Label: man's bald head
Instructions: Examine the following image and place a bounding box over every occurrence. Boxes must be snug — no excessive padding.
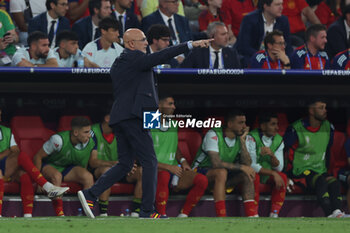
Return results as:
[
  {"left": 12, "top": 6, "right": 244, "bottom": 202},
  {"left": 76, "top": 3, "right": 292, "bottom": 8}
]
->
[{"left": 123, "top": 28, "right": 148, "bottom": 53}]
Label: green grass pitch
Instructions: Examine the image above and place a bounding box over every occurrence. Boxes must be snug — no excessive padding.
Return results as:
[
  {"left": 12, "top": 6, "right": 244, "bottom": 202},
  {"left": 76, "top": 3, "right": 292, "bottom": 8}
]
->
[{"left": 0, "top": 217, "right": 349, "bottom": 233}]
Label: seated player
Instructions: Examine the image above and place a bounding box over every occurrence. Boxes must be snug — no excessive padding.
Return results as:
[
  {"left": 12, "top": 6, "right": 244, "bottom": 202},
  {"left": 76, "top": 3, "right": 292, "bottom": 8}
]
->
[
  {"left": 33, "top": 117, "right": 97, "bottom": 216},
  {"left": 1, "top": 106, "right": 69, "bottom": 217},
  {"left": 193, "top": 110, "right": 257, "bottom": 217},
  {"left": 246, "top": 112, "right": 287, "bottom": 217},
  {"left": 151, "top": 96, "right": 208, "bottom": 217},
  {"left": 90, "top": 113, "right": 143, "bottom": 217},
  {"left": 284, "top": 99, "right": 346, "bottom": 217}
]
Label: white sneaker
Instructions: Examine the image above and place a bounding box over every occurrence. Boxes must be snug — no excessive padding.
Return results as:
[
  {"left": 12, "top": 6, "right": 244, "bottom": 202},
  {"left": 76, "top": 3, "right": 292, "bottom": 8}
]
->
[
  {"left": 131, "top": 212, "right": 139, "bottom": 217},
  {"left": 99, "top": 213, "right": 108, "bottom": 217},
  {"left": 47, "top": 186, "right": 69, "bottom": 199},
  {"left": 177, "top": 213, "right": 188, "bottom": 218},
  {"left": 248, "top": 214, "right": 259, "bottom": 217},
  {"left": 328, "top": 209, "right": 345, "bottom": 218},
  {"left": 269, "top": 212, "right": 278, "bottom": 218},
  {"left": 23, "top": 214, "right": 32, "bottom": 218}
]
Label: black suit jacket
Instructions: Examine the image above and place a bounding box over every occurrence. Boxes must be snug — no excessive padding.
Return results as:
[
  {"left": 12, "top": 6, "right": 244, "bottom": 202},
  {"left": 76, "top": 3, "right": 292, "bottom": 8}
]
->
[
  {"left": 141, "top": 10, "right": 192, "bottom": 43},
  {"left": 235, "top": 9, "right": 292, "bottom": 66},
  {"left": 326, "top": 18, "right": 348, "bottom": 59},
  {"left": 180, "top": 46, "right": 241, "bottom": 69},
  {"left": 111, "top": 9, "right": 141, "bottom": 36},
  {"left": 28, "top": 12, "right": 70, "bottom": 43},
  {"left": 109, "top": 43, "right": 189, "bottom": 125},
  {"left": 72, "top": 16, "right": 101, "bottom": 49}
]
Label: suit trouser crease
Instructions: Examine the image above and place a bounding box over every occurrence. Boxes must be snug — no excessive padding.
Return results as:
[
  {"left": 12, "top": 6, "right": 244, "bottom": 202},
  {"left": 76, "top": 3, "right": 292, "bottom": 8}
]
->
[{"left": 89, "top": 119, "right": 158, "bottom": 213}]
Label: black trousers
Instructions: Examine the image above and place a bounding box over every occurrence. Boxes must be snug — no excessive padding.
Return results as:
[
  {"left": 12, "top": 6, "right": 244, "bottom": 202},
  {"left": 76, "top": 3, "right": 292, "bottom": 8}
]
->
[{"left": 89, "top": 118, "right": 158, "bottom": 214}]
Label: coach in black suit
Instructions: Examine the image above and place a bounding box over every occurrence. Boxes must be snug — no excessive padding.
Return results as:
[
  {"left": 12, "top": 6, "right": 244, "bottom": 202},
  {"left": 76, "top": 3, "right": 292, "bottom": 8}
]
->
[
  {"left": 326, "top": 5, "right": 350, "bottom": 59},
  {"left": 77, "top": 28, "right": 212, "bottom": 219},
  {"left": 181, "top": 22, "right": 241, "bottom": 69},
  {"left": 141, "top": 0, "right": 192, "bottom": 45},
  {"left": 28, "top": 0, "right": 70, "bottom": 47}
]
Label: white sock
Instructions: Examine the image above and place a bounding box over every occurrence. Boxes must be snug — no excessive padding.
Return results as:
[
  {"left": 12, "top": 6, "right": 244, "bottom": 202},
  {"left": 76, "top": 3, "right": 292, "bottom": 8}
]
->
[
  {"left": 24, "top": 214, "right": 32, "bottom": 218},
  {"left": 43, "top": 182, "right": 54, "bottom": 192}
]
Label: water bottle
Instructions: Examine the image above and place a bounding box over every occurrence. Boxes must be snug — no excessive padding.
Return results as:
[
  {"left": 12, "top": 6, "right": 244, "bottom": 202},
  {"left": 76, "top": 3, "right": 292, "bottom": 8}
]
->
[
  {"left": 125, "top": 208, "right": 130, "bottom": 217},
  {"left": 171, "top": 164, "right": 182, "bottom": 187},
  {"left": 77, "top": 208, "right": 83, "bottom": 216},
  {"left": 77, "top": 51, "right": 84, "bottom": 68}
]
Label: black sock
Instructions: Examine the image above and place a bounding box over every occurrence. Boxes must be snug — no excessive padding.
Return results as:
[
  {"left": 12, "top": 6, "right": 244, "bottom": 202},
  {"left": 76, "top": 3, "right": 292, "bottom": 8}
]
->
[
  {"left": 131, "top": 198, "right": 141, "bottom": 213},
  {"left": 327, "top": 178, "right": 342, "bottom": 211},
  {"left": 99, "top": 200, "right": 109, "bottom": 215},
  {"left": 313, "top": 175, "right": 333, "bottom": 216}
]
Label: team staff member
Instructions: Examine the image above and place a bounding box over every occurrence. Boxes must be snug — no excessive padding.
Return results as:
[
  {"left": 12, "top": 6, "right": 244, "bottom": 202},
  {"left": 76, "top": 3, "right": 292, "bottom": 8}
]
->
[
  {"left": 152, "top": 96, "right": 208, "bottom": 217},
  {"left": 250, "top": 30, "right": 290, "bottom": 69},
  {"left": 290, "top": 24, "right": 330, "bottom": 70},
  {"left": 284, "top": 100, "right": 345, "bottom": 217},
  {"left": 246, "top": 112, "right": 287, "bottom": 217}
]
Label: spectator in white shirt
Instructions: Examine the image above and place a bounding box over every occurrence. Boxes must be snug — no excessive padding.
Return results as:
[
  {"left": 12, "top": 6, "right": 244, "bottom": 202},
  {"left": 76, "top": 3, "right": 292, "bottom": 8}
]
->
[
  {"left": 83, "top": 17, "right": 123, "bottom": 67},
  {"left": 54, "top": 30, "right": 96, "bottom": 67},
  {"left": 12, "top": 31, "right": 58, "bottom": 67}
]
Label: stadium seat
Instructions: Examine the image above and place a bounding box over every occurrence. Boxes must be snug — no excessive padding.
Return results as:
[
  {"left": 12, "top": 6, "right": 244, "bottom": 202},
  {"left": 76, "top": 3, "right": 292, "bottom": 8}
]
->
[
  {"left": 329, "top": 131, "right": 348, "bottom": 177},
  {"left": 57, "top": 115, "right": 91, "bottom": 132},
  {"left": 11, "top": 116, "right": 54, "bottom": 159},
  {"left": 7, "top": 116, "right": 54, "bottom": 194},
  {"left": 178, "top": 128, "right": 202, "bottom": 165}
]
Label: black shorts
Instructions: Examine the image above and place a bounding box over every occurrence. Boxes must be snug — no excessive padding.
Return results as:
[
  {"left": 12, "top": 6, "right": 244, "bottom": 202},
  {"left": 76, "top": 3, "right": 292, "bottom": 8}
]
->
[{"left": 0, "top": 156, "right": 7, "bottom": 175}]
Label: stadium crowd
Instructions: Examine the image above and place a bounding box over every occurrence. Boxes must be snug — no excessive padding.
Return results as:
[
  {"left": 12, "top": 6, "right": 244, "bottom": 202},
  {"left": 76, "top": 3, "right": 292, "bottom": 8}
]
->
[
  {"left": 0, "top": 0, "right": 350, "bottom": 69},
  {"left": 1, "top": 0, "right": 350, "bottom": 219}
]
